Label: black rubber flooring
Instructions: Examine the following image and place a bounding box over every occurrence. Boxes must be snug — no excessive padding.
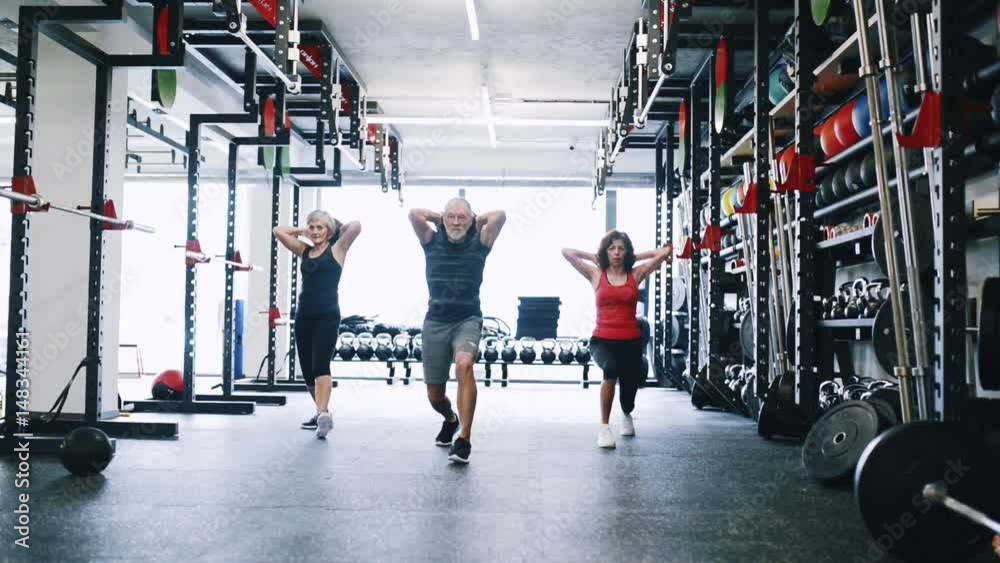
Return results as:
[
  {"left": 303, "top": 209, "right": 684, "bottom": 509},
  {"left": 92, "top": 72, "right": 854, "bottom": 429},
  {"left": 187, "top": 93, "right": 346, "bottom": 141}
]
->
[{"left": 1, "top": 381, "right": 993, "bottom": 563}]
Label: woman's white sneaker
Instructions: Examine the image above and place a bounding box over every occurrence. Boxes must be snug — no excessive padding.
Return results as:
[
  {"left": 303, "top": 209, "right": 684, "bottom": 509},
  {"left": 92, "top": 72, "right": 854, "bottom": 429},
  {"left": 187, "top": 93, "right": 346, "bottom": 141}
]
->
[
  {"left": 621, "top": 414, "right": 635, "bottom": 436},
  {"left": 597, "top": 425, "right": 616, "bottom": 448},
  {"left": 315, "top": 412, "right": 333, "bottom": 439}
]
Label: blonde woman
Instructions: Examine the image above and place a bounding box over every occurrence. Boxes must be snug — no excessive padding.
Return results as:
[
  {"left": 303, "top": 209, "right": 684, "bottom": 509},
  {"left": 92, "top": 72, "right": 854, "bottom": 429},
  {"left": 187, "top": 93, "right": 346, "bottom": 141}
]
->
[{"left": 274, "top": 210, "right": 361, "bottom": 439}]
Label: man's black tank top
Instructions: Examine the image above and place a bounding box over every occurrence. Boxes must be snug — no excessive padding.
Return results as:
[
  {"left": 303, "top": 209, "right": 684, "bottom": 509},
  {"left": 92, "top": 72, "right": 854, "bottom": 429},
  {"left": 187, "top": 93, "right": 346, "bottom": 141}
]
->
[{"left": 422, "top": 225, "right": 491, "bottom": 322}]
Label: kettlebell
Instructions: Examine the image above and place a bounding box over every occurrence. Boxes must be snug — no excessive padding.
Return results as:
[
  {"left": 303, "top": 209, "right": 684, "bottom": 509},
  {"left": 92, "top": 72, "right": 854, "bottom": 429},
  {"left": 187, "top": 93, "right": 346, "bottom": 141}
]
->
[
  {"left": 338, "top": 332, "right": 357, "bottom": 361},
  {"left": 412, "top": 335, "right": 423, "bottom": 362},
  {"left": 518, "top": 337, "right": 537, "bottom": 364},
  {"left": 575, "top": 339, "right": 591, "bottom": 364},
  {"left": 500, "top": 338, "right": 517, "bottom": 363},
  {"left": 863, "top": 280, "right": 884, "bottom": 318},
  {"left": 392, "top": 334, "right": 411, "bottom": 360},
  {"left": 356, "top": 332, "right": 375, "bottom": 361},
  {"left": 834, "top": 282, "right": 853, "bottom": 319},
  {"left": 558, "top": 340, "right": 575, "bottom": 364},
  {"left": 483, "top": 337, "right": 499, "bottom": 363},
  {"left": 848, "top": 277, "right": 868, "bottom": 319},
  {"left": 540, "top": 339, "right": 557, "bottom": 364},
  {"left": 822, "top": 297, "right": 834, "bottom": 320},
  {"left": 374, "top": 333, "right": 393, "bottom": 361}
]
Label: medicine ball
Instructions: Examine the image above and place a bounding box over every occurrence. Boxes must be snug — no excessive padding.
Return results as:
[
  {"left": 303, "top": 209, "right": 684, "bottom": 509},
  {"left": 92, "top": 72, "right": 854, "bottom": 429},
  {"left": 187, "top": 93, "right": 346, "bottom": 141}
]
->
[
  {"left": 60, "top": 426, "right": 114, "bottom": 476},
  {"left": 151, "top": 369, "right": 184, "bottom": 400}
]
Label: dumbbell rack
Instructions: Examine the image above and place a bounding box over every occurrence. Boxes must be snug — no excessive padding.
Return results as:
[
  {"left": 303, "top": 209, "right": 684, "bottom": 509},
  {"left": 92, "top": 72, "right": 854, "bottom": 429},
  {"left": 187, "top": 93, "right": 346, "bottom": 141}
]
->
[{"left": 328, "top": 356, "right": 595, "bottom": 388}]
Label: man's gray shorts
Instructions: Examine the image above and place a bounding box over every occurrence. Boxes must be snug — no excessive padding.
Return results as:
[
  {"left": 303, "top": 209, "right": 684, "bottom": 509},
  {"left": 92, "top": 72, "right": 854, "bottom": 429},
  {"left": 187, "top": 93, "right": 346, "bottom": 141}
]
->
[{"left": 421, "top": 316, "right": 482, "bottom": 386}]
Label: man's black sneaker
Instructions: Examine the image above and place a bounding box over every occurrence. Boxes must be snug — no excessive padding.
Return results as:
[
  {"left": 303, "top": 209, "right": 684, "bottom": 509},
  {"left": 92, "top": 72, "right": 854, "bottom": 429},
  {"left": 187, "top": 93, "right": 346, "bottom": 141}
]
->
[
  {"left": 448, "top": 437, "right": 472, "bottom": 464},
  {"left": 300, "top": 414, "right": 318, "bottom": 430},
  {"left": 435, "top": 416, "right": 460, "bottom": 446}
]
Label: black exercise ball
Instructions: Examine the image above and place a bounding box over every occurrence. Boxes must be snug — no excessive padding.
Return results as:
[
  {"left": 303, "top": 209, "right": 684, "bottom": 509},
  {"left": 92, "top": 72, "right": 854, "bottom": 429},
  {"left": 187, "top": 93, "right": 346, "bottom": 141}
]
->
[{"left": 60, "top": 427, "right": 114, "bottom": 476}]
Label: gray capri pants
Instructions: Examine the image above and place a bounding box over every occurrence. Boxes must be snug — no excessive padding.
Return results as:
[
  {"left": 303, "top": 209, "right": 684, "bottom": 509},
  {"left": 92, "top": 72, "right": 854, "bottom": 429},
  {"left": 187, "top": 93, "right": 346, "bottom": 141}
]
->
[{"left": 421, "top": 316, "right": 483, "bottom": 385}]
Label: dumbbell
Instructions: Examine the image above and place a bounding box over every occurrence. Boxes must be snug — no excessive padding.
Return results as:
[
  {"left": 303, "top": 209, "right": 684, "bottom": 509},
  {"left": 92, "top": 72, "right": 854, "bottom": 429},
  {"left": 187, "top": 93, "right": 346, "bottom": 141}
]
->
[
  {"left": 392, "top": 334, "right": 411, "bottom": 360},
  {"left": 540, "top": 339, "right": 557, "bottom": 364},
  {"left": 374, "top": 333, "right": 393, "bottom": 361},
  {"left": 483, "top": 337, "right": 499, "bottom": 363},
  {"left": 412, "top": 335, "right": 423, "bottom": 361},
  {"left": 558, "top": 340, "right": 576, "bottom": 364},
  {"left": 356, "top": 332, "right": 375, "bottom": 361},
  {"left": 500, "top": 338, "right": 517, "bottom": 363},
  {"left": 518, "top": 337, "right": 537, "bottom": 364},
  {"left": 575, "top": 339, "right": 591, "bottom": 364},
  {"left": 338, "top": 332, "right": 357, "bottom": 361}
]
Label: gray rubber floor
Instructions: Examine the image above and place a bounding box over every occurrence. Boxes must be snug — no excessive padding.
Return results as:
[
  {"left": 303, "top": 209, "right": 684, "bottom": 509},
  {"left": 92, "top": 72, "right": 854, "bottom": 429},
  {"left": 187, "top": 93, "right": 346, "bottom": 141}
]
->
[{"left": 0, "top": 379, "right": 988, "bottom": 563}]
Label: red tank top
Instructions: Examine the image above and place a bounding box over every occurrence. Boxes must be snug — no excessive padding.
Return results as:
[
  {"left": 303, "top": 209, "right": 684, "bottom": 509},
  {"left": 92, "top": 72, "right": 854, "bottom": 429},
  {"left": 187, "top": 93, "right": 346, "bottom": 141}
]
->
[{"left": 593, "top": 270, "right": 641, "bottom": 340}]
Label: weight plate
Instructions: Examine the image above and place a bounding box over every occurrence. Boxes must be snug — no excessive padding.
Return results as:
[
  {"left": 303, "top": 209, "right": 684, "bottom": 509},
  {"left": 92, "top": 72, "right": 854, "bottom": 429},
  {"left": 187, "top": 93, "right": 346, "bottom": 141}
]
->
[
  {"left": 263, "top": 97, "right": 277, "bottom": 137},
  {"left": 672, "top": 278, "right": 688, "bottom": 311},
  {"left": 811, "top": 0, "right": 834, "bottom": 26},
  {"left": 722, "top": 187, "right": 736, "bottom": 217},
  {"left": 855, "top": 421, "right": 1000, "bottom": 563},
  {"left": 802, "top": 400, "right": 880, "bottom": 481},
  {"left": 152, "top": 69, "right": 177, "bottom": 110},
  {"left": 670, "top": 315, "right": 680, "bottom": 347},
  {"left": 261, "top": 146, "right": 275, "bottom": 170},
  {"left": 868, "top": 387, "right": 902, "bottom": 426},
  {"left": 864, "top": 396, "right": 899, "bottom": 431},
  {"left": 714, "top": 83, "right": 729, "bottom": 134},
  {"left": 279, "top": 146, "right": 291, "bottom": 178},
  {"left": 714, "top": 38, "right": 730, "bottom": 134},
  {"left": 739, "top": 313, "right": 754, "bottom": 361},
  {"left": 978, "top": 277, "right": 999, "bottom": 390},
  {"left": 871, "top": 201, "right": 934, "bottom": 278},
  {"left": 678, "top": 100, "right": 688, "bottom": 171},
  {"left": 872, "top": 298, "right": 915, "bottom": 378}
]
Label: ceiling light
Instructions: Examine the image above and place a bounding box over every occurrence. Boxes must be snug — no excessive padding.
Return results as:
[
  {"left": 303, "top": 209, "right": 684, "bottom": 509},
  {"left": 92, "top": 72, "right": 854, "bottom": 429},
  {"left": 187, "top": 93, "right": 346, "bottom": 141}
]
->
[{"left": 465, "top": 0, "right": 480, "bottom": 40}]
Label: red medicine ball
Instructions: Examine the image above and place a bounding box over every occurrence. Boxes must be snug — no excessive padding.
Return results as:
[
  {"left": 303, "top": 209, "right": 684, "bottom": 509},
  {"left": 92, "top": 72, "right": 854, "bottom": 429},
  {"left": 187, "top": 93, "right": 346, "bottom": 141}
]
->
[{"left": 151, "top": 369, "right": 184, "bottom": 400}]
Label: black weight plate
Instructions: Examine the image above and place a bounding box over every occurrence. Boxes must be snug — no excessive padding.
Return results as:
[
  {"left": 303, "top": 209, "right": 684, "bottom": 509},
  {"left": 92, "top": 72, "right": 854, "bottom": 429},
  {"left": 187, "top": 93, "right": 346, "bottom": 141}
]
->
[
  {"left": 670, "top": 316, "right": 681, "bottom": 347},
  {"left": 855, "top": 421, "right": 1000, "bottom": 563},
  {"left": 864, "top": 396, "right": 899, "bottom": 431},
  {"left": 739, "top": 313, "right": 754, "bottom": 361},
  {"left": 872, "top": 194, "right": 934, "bottom": 278},
  {"left": 978, "top": 277, "right": 999, "bottom": 390},
  {"left": 672, "top": 278, "right": 688, "bottom": 311},
  {"left": 802, "top": 400, "right": 880, "bottom": 481},
  {"left": 872, "top": 299, "right": 914, "bottom": 378},
  {"left": 868, "top": 387, "right": 902, "bottom": 427}
]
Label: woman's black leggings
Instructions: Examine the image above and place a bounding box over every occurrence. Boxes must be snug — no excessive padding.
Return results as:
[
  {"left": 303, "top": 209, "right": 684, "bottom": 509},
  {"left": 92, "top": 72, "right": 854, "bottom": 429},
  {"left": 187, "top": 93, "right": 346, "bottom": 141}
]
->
[
  {"left": 590, "top": 337, "right": 644, "bottom": 414},
  {"left": 294, "top": 311, "right": 340, "bottom": 387}
]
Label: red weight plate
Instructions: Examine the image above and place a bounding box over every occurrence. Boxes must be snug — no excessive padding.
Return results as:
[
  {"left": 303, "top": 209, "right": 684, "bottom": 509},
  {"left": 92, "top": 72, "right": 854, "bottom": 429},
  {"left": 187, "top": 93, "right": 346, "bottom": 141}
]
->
[
  {"left": 678, "top": 99, "right": 687, "bottom": 139},
  {"left": 714, "top": 37, "right": 729, "bottom": 90},
  {"left": 155, "top": 6, "right": 170, "bottom": 56},
  {"left": 262, "top": 97, "right": 276, "bottom": 137}
]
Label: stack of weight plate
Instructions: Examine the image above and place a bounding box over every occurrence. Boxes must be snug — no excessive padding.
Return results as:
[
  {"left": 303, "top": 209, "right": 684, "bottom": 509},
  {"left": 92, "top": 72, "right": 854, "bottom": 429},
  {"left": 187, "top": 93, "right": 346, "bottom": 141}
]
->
[{"left": 515, "top": 297, "right": 561, "bottom": 339}]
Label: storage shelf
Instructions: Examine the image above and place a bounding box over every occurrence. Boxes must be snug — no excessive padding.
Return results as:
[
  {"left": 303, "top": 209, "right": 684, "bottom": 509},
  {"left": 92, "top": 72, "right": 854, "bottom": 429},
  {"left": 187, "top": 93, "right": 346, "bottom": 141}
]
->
[
  {"left": 815, "top": 167, "right": 927, "bottom": 219},
  {"left": 817, "top": 225, "right": 876, "bottom": 251},
  {"left": 721, "top": 128, "right": 755, "bottom": 168},
  {"left": 813, "top": 14, "right": 879, "bottom": 85},
  {"left": 819, "top": 318, "right": 876, "bottom": 329}
]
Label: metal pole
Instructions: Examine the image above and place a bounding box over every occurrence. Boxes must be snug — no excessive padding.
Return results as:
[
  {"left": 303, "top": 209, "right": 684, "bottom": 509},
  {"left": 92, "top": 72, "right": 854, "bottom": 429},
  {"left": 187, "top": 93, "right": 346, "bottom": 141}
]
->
[
  {"left": 851, "top": 0, "right": 914, "bottom": 423},
  {"left": 875, "top": 0, "right": 932, "bottom": 420}
]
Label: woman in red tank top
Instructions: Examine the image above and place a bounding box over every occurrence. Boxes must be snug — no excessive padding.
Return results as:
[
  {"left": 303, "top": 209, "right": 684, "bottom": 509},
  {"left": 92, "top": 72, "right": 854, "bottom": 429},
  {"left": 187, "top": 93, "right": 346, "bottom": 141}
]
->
[{"left": 562, "top": 230, "right": 672, "bottom": 449}]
